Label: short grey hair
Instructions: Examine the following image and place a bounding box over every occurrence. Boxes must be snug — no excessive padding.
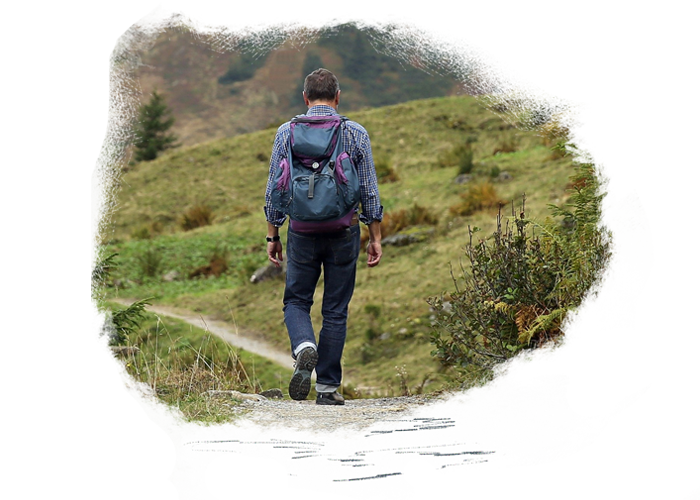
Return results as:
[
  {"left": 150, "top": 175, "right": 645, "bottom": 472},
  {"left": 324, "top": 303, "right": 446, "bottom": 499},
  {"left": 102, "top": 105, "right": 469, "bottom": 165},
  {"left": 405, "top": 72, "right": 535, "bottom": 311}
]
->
[{"left": 303, "top": 68, "right": 340, "bottom": 102}]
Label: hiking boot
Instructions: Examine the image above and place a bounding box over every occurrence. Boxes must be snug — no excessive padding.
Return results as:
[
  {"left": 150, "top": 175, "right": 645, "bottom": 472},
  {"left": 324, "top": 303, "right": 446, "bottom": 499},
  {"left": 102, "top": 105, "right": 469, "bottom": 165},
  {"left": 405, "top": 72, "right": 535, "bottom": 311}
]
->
[
  {"left": 316, "top": 391, "right": 345, "bottom": 406},
  {"left": 288, "top": 347, "right": 318, "bottom": 401}
]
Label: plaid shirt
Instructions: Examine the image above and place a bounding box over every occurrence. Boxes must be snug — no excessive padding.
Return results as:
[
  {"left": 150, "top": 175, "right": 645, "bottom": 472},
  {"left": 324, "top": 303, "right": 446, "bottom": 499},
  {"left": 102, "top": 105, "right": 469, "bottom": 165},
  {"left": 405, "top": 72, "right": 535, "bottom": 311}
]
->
[{"left": 264, "top": 105, "right": 383, "bottom": 227}]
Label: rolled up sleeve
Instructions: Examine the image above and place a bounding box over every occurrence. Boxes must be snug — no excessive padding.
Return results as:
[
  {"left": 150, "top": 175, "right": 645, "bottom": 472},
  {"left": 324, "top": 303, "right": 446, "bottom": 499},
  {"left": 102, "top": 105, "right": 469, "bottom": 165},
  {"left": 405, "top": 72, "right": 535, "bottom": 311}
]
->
[{"left": 348, "top": 123, "right": 383, "bottom": 225}]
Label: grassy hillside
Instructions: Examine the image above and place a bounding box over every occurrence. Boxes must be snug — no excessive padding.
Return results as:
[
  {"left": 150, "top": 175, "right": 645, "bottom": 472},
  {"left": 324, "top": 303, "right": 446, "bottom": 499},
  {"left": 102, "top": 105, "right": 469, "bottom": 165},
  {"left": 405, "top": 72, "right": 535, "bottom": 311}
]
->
[{"left": 99, "top": 94, "right": 574, "bottom": 396}]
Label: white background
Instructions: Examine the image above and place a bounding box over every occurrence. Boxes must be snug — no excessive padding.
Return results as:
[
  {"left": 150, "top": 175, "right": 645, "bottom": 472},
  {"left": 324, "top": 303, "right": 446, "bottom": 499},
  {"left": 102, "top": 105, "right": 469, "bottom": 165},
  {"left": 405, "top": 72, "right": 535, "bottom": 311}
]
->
[{"left": 90, "top": 2, "right": 700, "bottom": 500}]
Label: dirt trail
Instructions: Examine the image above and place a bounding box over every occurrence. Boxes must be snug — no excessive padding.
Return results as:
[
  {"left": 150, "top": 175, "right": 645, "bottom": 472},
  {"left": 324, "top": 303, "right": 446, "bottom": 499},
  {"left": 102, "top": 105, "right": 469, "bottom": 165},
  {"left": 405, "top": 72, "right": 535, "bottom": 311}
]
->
[{"left": 111, "top": 298, "right": 293, "bottom": 369}]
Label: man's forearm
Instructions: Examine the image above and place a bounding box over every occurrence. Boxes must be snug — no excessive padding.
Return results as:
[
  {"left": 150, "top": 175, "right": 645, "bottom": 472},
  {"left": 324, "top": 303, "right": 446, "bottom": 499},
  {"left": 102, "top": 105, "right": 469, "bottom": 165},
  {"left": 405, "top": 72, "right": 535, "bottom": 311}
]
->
[{"left": 368, "top": 220, "right": 381, "bottom": 242}]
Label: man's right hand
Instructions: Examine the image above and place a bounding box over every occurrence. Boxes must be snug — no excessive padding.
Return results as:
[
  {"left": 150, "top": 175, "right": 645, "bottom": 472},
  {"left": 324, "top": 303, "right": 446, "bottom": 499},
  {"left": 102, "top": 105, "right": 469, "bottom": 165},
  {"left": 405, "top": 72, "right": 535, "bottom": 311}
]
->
[
  {"left": 367, "top": 240, "right": 382, "bottom": 267},
  {"left": 267, "top": 241, "right": 283, "bottom": 267}
]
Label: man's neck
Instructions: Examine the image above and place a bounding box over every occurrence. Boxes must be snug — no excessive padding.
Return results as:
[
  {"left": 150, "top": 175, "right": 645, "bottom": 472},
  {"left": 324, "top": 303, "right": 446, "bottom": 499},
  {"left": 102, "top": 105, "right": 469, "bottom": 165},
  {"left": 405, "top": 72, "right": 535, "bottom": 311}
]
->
[{"left": 307, "top": 100, "right": 337, "bottom": 110}]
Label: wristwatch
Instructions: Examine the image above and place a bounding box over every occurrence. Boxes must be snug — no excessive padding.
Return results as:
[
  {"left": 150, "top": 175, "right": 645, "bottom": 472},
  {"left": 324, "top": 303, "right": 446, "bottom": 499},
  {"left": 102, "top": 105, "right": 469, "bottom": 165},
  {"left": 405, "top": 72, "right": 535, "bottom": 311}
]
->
[{"left": 266, "top": 235, "right": 280, "bottom": 242}]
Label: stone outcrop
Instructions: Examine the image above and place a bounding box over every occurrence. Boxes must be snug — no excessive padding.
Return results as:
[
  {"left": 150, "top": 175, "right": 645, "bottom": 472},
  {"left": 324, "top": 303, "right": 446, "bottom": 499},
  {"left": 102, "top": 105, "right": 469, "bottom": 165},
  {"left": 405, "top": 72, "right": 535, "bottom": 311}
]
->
[{"left": 250, "top": 262, "right": 286, "bottom": 283}]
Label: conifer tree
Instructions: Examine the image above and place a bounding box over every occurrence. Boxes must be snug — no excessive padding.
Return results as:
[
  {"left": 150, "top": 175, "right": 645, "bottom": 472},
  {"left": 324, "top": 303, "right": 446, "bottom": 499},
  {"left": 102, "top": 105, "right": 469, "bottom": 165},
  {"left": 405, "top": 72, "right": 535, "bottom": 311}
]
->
[{"left": 133, "top": 90, "right": 178, "bottom": 162}]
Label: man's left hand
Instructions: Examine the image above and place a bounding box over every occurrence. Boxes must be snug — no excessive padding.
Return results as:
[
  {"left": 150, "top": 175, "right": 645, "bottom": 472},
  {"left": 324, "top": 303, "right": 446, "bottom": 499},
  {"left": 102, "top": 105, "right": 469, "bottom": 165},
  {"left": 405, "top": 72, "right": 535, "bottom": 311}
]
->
[{"left": 268, "top": 241, "right": 284, "bottom": 267}]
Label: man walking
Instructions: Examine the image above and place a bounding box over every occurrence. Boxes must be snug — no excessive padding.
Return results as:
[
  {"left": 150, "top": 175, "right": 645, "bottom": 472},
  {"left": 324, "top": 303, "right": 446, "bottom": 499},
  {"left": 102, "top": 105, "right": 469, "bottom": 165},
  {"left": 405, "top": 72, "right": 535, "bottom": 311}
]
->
[{"left": 264, "top": 68, "right": 383, "bottom": 405}]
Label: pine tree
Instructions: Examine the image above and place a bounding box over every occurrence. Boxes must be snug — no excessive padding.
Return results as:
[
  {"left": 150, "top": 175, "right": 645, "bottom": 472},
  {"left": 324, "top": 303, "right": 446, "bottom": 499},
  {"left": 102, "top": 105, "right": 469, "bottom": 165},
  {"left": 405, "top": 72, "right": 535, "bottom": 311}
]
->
[
  {"left": 133, "top": 90, "right": 178, "bottom": 162},
  {"left": 90, "top": 254, "right": 153, "bottom": 346}
]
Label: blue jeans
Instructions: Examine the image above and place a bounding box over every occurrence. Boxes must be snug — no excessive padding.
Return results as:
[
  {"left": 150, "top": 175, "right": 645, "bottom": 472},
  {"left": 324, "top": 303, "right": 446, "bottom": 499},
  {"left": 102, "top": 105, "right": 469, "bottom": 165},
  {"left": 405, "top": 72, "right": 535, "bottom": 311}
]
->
[{"left": 283, "top": 224, "right": 361, "bottom": 392}]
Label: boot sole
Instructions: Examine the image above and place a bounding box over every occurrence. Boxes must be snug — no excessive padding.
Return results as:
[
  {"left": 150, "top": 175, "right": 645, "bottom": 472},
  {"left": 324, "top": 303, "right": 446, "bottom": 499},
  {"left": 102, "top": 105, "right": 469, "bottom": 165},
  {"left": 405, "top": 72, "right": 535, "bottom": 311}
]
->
[
  {"left": 288, "top": 348, "right": 318, "bottom": 401},
  {"left": 316, "top": 397, "right": 345, "bottom": 406}
]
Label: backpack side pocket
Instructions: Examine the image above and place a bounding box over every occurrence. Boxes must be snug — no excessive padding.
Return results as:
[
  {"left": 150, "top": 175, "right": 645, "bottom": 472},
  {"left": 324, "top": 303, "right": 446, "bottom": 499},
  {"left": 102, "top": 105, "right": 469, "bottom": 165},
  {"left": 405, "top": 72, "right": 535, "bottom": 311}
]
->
[
  {"left": 270, "top": 157, "right": 291, "bottom": 213},
  {"left": 336, "top": 152, "right": 361, "bottom": 210}
]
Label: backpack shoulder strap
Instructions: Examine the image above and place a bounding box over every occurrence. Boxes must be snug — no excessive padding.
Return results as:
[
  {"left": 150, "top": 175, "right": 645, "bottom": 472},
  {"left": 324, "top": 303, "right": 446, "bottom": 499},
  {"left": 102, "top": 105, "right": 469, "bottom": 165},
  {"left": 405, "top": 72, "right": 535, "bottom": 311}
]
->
[{"left": 337, "top": 116, "right": 354, "bottom": 154}]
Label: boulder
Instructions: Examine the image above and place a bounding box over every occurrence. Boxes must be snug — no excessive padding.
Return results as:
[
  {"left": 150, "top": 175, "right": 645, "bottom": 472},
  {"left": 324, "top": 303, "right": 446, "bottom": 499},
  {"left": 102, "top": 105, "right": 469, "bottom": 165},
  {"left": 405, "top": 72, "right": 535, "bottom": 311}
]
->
[
  {"left": 259, "top": 388, "right": 284, "bottom": 399},
  {"left": 383, "top": 228, "right": 436, "bottom": 247},
  {"left": 162, "top": 270, "right": 180, "bottom": 282},
  {"left": 497, "top": 171, "right": 512, "bottom": 181},
  {"left": 250, "top": 262, "right": 286, "bottom": 283}
]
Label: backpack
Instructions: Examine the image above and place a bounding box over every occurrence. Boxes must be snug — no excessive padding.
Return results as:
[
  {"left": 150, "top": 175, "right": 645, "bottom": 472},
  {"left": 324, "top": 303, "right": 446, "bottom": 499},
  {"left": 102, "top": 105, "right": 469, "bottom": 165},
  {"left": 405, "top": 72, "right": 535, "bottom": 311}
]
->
[{"left": 270, "top": 114, "right": 361, "bottom": 233}]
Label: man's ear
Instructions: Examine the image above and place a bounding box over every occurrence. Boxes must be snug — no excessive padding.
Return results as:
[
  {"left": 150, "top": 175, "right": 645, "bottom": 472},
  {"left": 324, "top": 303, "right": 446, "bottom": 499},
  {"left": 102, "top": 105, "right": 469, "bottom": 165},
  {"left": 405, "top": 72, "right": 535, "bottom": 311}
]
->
[
  {"left": 335, "top": 90, "right": 341, "bottom": 106},
  {"left": 303, "top": 91, "right": 310, "bottom": 107}
]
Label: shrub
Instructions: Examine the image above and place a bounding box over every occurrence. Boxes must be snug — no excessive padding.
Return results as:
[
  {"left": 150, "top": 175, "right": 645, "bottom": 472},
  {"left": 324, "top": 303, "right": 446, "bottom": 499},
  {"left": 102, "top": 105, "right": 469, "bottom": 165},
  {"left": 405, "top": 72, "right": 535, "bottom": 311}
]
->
[
  {"left": 181, "top": 204, "right": 214, "bottom": 231},
  {"left": 361, "top": 203, "right": 440, "bottom": 247},
  {"left": 131, "top": 225, "right": 152, "bottom": 240},
  {"left": 438, "top": 143, "right": 474, "bottom": 175},
  {"left": 457, "top": 148, "right": 474, "bottom": 175},
  {"left": 133, "top": 90, "right": 178, "bottom": 162},
  {"left": 93, "top": 253, "right": 154, "bottom": 346},
  {"left": 429, "top": 160, "right": 611, "bottom": 384},
  {"left": 364, "top": 304, "right": 382, "bottom": 319},
  {"left": 137, "top": 246, "right": 162, "bottom": 278},
  {"left": 130, "top": 221, "right": 163, "bottom": 241},
  {"left": 364, "top": 304, "right": 382, "bottom": 343},
  {"left": 189, "top": 245, "right": 231, "bottom": 279},
  {"left": 364, "top": 329, "right": 379, "bottom": 342},
  {"left": 540, "top": 109, "right": 581, "bottom": 146},
  {"left": 493, "top": 134, "right": 518, "bottom": 155},
  {"left": 449, "top": 182, "right": 505, "bottom": 216},
  {"left": 530, "top": 94, "right": 569, "bottom": 125},
  {"left": 359, "top": 343, "right": 377, "bottom": 364},
  {"left": 375, "top": 158, "right": 400, "bottom": 183}
]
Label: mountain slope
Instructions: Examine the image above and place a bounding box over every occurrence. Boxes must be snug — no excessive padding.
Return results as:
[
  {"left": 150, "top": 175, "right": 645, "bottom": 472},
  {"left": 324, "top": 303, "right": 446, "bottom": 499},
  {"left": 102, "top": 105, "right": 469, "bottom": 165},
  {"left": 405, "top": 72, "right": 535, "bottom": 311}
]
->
[{"left": 131, "top": 23, "right": 463, "bottom": 147}]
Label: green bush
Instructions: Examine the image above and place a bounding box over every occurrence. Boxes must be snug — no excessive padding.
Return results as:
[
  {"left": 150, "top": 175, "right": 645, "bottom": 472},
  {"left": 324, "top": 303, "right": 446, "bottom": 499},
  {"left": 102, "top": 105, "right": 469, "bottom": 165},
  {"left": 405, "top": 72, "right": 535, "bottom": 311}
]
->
[
  {"left": 428, "top": 160, "right": 611, "bottom": 384},
  {"left": 364, "top": 328, "right": 379, "bottom": 343},
  {"left": 438, "top": 143, "right": 474, "bottom": 174},
  {"left": 137, "top": 246, "right": 162, "bottom": 278},
  {"left": 364, "top": 304, "right": 382, "bottom": 319},
  {"left": 93, "top": 253, "right": 153, "bottom": 346},
  {"left": 359, "top": 343, "right": 377, "bottom": 364},
  {"left": 530, "top": 94, "right": 569, "bottom": 125}
]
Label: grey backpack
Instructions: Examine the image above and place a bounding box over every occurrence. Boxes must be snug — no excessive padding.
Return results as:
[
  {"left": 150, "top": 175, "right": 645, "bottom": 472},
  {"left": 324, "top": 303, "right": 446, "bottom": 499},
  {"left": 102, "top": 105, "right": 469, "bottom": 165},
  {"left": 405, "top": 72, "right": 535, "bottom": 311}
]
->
[{"left": 270, "top": 115, "right": 360, "bottom": 233}]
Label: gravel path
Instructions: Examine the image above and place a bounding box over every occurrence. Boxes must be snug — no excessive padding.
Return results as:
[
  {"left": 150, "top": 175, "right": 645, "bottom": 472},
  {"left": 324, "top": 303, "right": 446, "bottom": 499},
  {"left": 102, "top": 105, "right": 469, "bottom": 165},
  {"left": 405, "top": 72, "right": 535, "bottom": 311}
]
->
[{"left": 111, "top": 298, "right": 293, "bottom": 367}]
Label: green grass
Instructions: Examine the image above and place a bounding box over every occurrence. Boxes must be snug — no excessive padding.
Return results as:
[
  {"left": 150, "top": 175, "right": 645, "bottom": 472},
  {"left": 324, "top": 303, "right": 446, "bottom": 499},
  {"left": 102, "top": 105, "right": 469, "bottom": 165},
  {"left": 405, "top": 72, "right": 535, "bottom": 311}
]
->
[
  {"left": 106, "top": 301, "right": 293, "bottom": 424},
  {"left": 99, "top": 94, "right": 575, "bottom": 396}
]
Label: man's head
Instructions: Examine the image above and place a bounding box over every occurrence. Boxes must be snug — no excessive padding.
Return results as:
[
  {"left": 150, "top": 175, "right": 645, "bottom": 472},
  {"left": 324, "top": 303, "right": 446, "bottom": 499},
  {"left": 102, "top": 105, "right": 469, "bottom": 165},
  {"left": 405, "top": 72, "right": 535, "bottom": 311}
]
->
[{"left": 303, "top": 68, "right": 340, "bottom": 107}]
